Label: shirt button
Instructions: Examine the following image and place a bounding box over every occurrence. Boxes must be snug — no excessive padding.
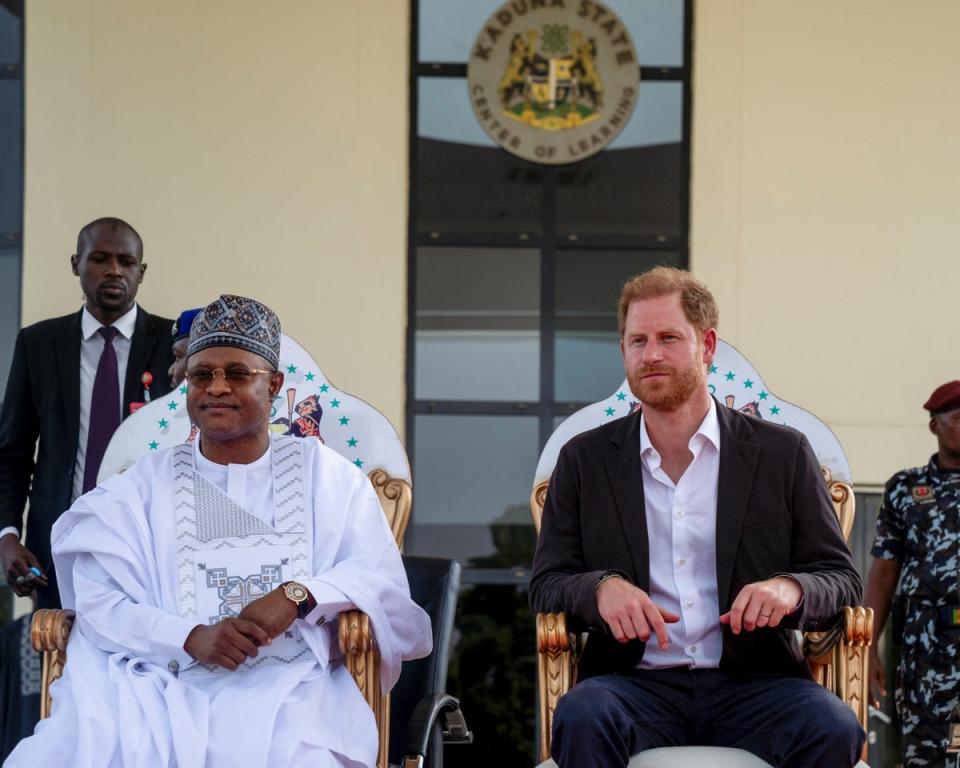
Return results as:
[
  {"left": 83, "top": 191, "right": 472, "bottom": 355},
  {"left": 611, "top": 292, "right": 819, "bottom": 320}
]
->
[
  {"left": 689, "top": 645, "right": 697, "bottom": 653},
  {"left": 686, "top": 601, "right": 695, "bottom": 608},
  {"left": 678, "top": 559, "right": 686, "bottom": 567},
  {"left": 676, "top": 509, "right": 685, "bottom": 519},
  {"left": 168, "top": 660, "right": 179, "bottom": 673}
]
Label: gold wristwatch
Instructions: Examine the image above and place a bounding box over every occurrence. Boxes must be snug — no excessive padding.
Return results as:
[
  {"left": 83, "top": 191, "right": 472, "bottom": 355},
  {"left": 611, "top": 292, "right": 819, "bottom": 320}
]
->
[{"left": 280, "top": 581, "right": 310, "bottom": 619}]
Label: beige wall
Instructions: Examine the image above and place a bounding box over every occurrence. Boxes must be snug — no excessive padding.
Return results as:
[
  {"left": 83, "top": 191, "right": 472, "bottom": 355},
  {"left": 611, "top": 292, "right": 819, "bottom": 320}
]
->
[
  {"left": 692, "top": 0, "right": 960, "bottom": 485},
  {"left": 24, "top": 0, "right": 409, "bottom": 433}
]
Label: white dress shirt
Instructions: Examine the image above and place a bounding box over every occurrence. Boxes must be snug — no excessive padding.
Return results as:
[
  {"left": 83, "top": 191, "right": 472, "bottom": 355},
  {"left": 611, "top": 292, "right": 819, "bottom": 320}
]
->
[
  {"left": 0, "top": 305, "right": 138, "bottom": 544},
  {"left": 638, "top": 397, "right": 723, "bottom": 669},
  {"left": 193, "top": 437, "right": 275, "bottom": 528}
]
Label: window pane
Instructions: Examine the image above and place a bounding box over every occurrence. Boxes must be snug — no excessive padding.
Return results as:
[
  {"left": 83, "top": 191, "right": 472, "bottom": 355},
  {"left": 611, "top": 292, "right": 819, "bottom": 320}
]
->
[
  {"left": 554, "top": 250, "right": 680, "bottom": 402},
  {"left": 556, "top": 82, "right": 682, "bottom": 237},
  {"left": 408, "top": 414, "right": 539, "bottom": 563},
  {"left": 608, "top": 81, "right": 683, "bottom": 150},
  {"left": 418, "top": 0, "right": 684, "bottom": 67},
  {"left": 616, "top": 0, "right": 685, "bottom": 67},
  {"left": 417, "top": 78, "right": 542, "bottom": 234},
  {"left": 0, "top": 4, "right": 21, "bottom": 64},
  {"left": 418, "top": 0, "right": 498, "bottom": 63},
  {"left": 0, "top": 80, "right": 22, "bottom": 235},
  {"left": 415, "top": 247, "right": 540, "bottom": 401},
  {"left": 0, "top": 250, "right": 20, "bottom": 396},
  {"left": 418, "top": 76, "right": 495, "bottom": 148}
]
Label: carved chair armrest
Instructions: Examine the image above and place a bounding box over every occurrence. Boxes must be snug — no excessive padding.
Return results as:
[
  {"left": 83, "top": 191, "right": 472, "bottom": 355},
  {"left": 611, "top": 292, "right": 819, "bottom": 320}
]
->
[
  {"left": 31, "top": 608, "right": 76, "bottom": 654},
  {"left": 804, "top": 605, "right": 874, "bottom": 663},
  {"left": 804, "top": 605, "right": 874, "bottom": 742},
  {"left": 804, "top": 622, "right": 844, "bottom": 666},
  {"left": 536, "top": 612, "right": 579, "bottom": 764},
  {"left": 30, "top": 608, "right": 76, "bottom": 719},
  {"left": 338, "top": 609, "right": 389, "bottom": 768}
]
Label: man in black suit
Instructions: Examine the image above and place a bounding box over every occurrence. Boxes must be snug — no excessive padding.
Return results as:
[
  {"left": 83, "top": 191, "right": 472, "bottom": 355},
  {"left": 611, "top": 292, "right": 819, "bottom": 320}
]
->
[
  {"left": 0, "top": 217, "right": 174, "bottom": 610},
  {"left": 530, "top": 267, "right": 865, "bottom": 767}
]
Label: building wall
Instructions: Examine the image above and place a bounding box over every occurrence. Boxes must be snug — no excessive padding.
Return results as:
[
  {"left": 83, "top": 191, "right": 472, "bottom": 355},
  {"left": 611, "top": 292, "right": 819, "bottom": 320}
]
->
[
  {"left": 23, "top": 1, "right": 960, "bottom": 486},
  {"left": 692, "top": 0, "right": 960, "bottom": 485},
  {"left": 23, "top": 0, "right": 409, "bottom": 432}
]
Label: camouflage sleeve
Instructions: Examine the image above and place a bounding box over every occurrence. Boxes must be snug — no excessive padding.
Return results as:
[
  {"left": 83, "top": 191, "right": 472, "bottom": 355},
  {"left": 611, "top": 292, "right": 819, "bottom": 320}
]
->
[{"left": 871, "top": 474, "right": 905, "bottom": 561}]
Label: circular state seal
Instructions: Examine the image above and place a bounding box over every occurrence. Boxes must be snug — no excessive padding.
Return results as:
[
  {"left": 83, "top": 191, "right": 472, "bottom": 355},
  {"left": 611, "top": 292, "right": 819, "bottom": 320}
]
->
[{"left": 467, "top": 0, "right": 640, "bottom": 165}]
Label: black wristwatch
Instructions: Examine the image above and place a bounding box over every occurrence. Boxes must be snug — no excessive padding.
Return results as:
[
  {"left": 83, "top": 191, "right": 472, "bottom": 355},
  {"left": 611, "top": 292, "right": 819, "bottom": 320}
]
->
[{"left": 280, "top": 581, "right": 311, "bottom": 619}]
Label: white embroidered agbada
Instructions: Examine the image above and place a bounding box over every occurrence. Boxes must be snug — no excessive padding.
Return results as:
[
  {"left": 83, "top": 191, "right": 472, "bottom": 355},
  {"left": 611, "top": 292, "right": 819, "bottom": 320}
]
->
[{"left": 7, "top": 435, "right": 431, "bottom": 768}]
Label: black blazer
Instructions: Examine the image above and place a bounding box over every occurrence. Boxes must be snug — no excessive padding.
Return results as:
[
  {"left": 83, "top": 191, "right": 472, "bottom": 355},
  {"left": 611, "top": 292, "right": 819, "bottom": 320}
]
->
[
  {"left": 0, "top": 307, "right": 174, "bottom": 607},
  {"left": 529, "top": 401, "right": 862, "bottom": 680}
]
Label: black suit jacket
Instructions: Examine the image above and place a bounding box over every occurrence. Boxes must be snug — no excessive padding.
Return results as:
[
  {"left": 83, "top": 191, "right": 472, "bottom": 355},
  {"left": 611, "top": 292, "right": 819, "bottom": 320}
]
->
[
  {"left": 0, "top": 307, "right": 174, "bottom": 607},
  {"left": 529, "top": 400, "right": 862, "bottom": 680}
]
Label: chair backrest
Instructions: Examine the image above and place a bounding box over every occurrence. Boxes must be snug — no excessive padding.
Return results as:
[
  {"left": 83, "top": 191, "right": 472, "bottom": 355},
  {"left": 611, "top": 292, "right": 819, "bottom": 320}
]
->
[
  {"left": 388, "top": 555, "right": 462, "bottom": 766},
  {"left": 531, "top": 338, "right": 855, "bottom": 539}
]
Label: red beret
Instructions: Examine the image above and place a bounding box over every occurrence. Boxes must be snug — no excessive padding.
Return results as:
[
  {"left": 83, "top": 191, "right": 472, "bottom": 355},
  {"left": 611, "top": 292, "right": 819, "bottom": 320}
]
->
[{"left": 924, "top": 381, "right": 960, "bottom": 414}]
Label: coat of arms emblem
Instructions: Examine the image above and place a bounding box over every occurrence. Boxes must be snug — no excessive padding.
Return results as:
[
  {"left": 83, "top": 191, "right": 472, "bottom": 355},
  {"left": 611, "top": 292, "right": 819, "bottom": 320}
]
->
[
  {"left": 499, "top": 26, "right": 604, "bottom": 131},
  {"left": 468, "top": 1, "right": 639, "bottom": 164}
]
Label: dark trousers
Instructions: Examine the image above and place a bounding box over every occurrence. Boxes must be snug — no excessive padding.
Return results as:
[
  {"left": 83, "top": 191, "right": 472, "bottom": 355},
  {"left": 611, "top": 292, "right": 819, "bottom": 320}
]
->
[{"left": 552, "top": 668, "right": 865, "bottom": 768}]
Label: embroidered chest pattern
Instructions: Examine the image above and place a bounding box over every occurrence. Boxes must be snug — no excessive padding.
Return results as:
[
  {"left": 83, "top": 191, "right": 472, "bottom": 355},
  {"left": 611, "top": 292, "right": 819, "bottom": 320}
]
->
[{"left": 173, "top": 437, "right": 311, "bottom": 670}]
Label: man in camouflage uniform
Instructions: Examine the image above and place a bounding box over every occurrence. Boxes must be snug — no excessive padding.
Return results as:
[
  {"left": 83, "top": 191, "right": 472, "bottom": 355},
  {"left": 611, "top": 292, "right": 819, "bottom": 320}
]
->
[{"left": 866, "top": 380, "right": 960, "bottom": 767}]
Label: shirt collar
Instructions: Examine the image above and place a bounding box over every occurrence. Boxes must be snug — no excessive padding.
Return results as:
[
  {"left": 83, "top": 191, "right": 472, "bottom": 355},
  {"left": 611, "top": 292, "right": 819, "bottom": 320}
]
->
[
  {"left": 194, "top": 434, "right": 273, "bottom": 471},
  {"left": 929, "top": 454, "right": 960, "bottom": 482},
  {"left": 639, "top": 396, "right": 721, "bottom": 460},
  {"left": 81, "top": 303, "right": 138, "bottom": 341}
]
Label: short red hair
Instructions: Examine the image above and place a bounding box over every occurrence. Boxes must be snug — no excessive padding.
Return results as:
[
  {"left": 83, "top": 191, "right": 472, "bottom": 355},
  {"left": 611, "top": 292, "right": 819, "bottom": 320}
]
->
[{"left": 617, "top": 267, "right": 719, "bottom": 336}]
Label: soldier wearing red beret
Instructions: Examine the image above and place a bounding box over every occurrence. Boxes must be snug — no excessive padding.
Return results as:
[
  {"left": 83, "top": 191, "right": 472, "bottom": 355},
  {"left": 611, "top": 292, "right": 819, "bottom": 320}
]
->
[{"left": 865, "top": 380, "right": 960, "bottom": 765}]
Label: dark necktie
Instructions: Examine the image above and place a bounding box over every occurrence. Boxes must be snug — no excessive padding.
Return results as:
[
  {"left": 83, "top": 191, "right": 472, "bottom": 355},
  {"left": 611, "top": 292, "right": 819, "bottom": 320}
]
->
[{"left": 83, "top": 326, "right": 121, "bottom": 493}]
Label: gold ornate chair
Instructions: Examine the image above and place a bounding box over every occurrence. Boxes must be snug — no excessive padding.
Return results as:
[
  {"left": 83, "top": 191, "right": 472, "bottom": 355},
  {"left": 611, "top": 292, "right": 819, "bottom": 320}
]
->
[
  {"left": 338, "top": 469, "right": 413, "bottom": 768},
  {"left": 530, "top": 470, "right": 873, "bottom": 764},
  {"left": 33, "top": 471, "right": 414, "bottom": 768},
  {"left": 529, "top": 340, "right": 873, "bottom": 766}
]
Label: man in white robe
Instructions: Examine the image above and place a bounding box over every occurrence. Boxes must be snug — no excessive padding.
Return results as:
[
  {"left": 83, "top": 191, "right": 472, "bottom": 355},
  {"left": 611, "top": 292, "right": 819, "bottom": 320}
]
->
[{"left": 6, "top": 295, "right": 432, "bottom": 768}]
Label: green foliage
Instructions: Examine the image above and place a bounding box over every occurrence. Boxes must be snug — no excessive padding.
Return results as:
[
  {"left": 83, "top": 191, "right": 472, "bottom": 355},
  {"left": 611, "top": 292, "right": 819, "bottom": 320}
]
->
[{"left": 447, "top": 583, "right": 536, "bottom": 767}]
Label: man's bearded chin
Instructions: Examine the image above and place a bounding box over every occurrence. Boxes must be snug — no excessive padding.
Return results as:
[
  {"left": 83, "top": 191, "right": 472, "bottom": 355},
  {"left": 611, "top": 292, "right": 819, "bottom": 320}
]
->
[{"left": 628, "top": 364, "right": 704, "bottom": 412}]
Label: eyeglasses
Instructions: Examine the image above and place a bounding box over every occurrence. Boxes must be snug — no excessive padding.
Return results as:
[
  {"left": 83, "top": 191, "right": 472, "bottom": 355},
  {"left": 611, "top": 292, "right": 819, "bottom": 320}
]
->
[{"left": 184, "top": 366, "right": 275, "bottom": 388}]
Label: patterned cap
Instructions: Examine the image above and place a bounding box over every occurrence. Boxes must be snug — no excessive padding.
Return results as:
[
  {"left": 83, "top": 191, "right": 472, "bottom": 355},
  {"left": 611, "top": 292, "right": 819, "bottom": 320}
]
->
[
  {"left": 171, "top": 308, "right": 202, "bottom": 342},
  {"left": 924, "top": 380, "right": 960, "bottom": 415},
  {"left": 187, "top": 295, "right": 281, "bottom": 368}
]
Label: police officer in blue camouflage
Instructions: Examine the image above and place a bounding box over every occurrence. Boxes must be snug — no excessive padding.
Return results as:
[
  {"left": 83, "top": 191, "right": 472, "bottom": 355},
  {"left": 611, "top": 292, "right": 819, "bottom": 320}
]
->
[{"left": 865, "top": 380, "right": 960, "bottom": 767}]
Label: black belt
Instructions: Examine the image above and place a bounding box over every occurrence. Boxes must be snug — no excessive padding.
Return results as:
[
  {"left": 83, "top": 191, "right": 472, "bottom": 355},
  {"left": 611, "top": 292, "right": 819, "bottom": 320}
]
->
[{"left": 904, "top": 598, "right": 960, "bottom": 627}]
